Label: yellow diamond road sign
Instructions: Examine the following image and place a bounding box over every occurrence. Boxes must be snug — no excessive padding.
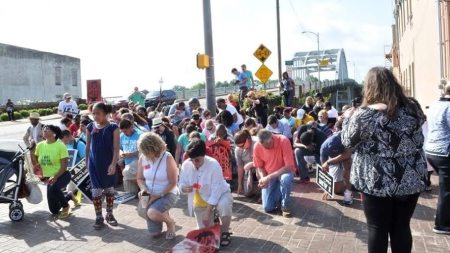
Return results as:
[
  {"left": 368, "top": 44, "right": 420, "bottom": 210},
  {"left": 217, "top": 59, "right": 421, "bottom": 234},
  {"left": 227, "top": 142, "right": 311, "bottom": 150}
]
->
[
  {"left": 254, "top": 44, "right": 272, "bottom": 63},
  {"left": 255, "top": 64, "right": 273, "bottom": 84}
]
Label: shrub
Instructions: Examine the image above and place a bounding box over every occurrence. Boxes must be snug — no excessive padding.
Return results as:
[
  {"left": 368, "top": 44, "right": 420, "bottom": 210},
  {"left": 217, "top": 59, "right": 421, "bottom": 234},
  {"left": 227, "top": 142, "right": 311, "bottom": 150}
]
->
[
  {"left": 78, "top": 104, "right": 88, "bottom": 110},
  {"left": 45, "top": 108, "right": 53, "bottom": 115},
  {"left": 52, "top": 107, "right": 58, "bottom": 114},
  {"left": 20, "top": 111, "right": 30, "bottom": 118},
  {"left": 38, "top": 109, "right": 47, "bottom": 116},
  {"left": 0, "top": 113, "right": 8, "bottom": 121},
  {"left": 13, "top": 112, "right": 22, "bottom": 120}
]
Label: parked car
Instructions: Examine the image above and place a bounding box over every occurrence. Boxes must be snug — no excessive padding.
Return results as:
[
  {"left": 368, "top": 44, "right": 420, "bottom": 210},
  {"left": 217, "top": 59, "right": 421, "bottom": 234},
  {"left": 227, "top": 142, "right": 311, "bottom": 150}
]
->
[
  {"left": 111, "top": 96, "right": 128, "bottom": 108},
  {"left": 144, "top": 90, "right": 177, "bottom": 108}
]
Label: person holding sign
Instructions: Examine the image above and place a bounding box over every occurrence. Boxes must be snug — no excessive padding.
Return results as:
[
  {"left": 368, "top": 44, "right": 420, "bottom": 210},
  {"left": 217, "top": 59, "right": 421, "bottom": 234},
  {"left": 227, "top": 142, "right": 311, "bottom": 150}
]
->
[
  {"left": 85, "top": 102, "right": 120, "bottom": 230},
  {"left": 61, "top": 130, "right": 86, "bottom": 206},
  {"left": 31, "top": 125, "right": 71, "bottom": 219},
  {"left": 319, "top": 119, "right": 353, "bottom": 204},
  {"left": 136, "top": 132, "right": 179, "bottom": 239},
  {"left": 253, "top": 129, "right": 296, "bottom": 217},
  {"left": 341, "top": 67, "right": 427, "bottom": 253}
]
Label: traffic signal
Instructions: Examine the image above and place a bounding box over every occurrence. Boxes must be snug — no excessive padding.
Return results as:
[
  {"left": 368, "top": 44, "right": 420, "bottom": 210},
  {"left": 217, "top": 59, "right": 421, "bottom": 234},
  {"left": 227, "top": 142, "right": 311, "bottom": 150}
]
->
[{"left": 197, "top": 54, "right": 209, "bottom": 69}]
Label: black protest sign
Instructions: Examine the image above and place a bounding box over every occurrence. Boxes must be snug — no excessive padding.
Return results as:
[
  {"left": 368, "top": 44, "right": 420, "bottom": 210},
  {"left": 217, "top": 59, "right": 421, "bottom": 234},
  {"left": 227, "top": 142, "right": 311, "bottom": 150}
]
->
[
  {"left": 316, "top": 165, "right": 334, "bottom": 197},
  {"left": 77, "top": 176, "right": 92, "bottom": 202},
  {"left": 68, "top": 158, "right": 92, "bottom": 202}
]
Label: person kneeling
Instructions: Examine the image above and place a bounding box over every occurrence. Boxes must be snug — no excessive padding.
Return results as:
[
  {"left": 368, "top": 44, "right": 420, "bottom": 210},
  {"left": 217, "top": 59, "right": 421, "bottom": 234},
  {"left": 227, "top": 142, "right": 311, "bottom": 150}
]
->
[
  {"left": 136, "top": 132, "right": 179, "bottom": 240},
  {"left": 179, "top": 140, "right": 233, "bottom": 247},
  {"left": 253, "top": 129, "right": 296, "bottom": 217}
]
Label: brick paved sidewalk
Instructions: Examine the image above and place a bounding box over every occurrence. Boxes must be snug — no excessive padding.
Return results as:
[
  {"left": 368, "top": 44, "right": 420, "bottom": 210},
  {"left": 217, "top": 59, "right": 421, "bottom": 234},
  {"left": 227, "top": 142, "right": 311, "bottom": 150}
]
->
[{"left": 0, "top": 174, "right": 448, "bottom": 253}]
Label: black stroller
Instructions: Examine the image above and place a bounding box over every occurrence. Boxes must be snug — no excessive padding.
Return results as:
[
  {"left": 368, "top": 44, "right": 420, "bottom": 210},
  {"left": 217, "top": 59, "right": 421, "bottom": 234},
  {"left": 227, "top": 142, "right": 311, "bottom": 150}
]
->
[{"left": 0, "top": 146, "right": 31, "bottom": 221}]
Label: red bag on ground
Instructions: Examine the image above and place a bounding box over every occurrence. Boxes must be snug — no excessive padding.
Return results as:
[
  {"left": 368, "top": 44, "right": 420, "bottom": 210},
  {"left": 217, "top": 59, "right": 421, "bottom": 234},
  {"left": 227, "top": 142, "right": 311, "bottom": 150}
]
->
[{"left": 167, "top": 224, "right": 221, "bottom": 253}]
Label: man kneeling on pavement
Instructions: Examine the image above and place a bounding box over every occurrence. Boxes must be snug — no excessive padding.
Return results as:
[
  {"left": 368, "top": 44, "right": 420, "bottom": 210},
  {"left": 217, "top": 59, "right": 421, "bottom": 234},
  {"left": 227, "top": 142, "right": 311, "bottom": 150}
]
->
[
  {"left": 319, "top": 119, "right": 353, "bottom": 204},
  {"left": 253, "top": 129, "right": 296, "bottom": 217}
]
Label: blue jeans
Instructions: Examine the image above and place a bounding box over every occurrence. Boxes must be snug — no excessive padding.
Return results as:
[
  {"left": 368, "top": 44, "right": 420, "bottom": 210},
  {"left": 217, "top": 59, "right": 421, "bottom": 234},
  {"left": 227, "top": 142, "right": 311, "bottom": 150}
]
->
[
  {"left": 294, "top": 147, "right": 320, "bottom": 179},
  {"left": 261, "top": 172, "right": 293, "bottom": 212}
]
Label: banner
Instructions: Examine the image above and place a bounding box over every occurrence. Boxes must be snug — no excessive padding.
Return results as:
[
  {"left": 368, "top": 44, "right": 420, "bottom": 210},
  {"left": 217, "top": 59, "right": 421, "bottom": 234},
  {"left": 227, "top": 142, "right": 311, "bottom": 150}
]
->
[{"left": 87, "top": 79, "right": 102, "bottom": 104}]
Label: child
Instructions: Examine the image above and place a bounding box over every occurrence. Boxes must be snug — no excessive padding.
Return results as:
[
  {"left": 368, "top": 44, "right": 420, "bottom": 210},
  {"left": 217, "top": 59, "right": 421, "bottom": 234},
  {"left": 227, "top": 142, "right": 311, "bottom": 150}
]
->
[{"left": 85, "top": 102, "right": 120, "bottom": 229}]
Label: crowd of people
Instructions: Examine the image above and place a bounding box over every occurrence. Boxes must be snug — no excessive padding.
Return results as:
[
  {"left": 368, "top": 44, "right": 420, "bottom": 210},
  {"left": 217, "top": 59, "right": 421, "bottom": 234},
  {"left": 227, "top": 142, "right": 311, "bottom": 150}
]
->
[{"left": 20, "top": 66, "right": 450, "bottom": 253}]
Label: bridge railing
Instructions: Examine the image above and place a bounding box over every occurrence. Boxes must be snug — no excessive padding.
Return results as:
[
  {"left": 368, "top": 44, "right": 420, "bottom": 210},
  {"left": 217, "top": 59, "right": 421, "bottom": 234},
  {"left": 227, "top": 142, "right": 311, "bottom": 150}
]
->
[{"left": 174, "top": 83, "right": 277, "bottom": 99}]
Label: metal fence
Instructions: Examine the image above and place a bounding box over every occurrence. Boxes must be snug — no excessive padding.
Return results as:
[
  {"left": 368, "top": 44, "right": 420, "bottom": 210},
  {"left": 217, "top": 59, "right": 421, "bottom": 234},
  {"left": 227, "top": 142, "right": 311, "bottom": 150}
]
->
[{"left": 174, "top": 82, "right": 278, "bottom": 100}]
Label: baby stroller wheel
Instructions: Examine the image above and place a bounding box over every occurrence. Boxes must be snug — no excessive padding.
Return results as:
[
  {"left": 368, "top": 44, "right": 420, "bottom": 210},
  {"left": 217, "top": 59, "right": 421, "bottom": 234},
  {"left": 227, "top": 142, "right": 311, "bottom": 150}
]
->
[
  {"left": 9, "top": 202, "right": 23, "bottom": 210},
  {"left": 9, "top": 206, "right": 24, "bottom": 221}
]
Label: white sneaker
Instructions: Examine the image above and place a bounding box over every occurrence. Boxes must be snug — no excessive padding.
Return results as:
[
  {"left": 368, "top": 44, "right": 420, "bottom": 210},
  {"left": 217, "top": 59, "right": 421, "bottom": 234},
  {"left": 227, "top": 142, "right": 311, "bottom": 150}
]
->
[{"left": 343, "top": 190, "right": 353, "bottom": 205}]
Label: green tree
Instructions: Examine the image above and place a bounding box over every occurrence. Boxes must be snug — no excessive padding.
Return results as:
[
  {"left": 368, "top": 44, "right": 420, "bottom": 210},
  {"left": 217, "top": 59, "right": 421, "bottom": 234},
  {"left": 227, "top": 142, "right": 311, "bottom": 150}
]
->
[{"left": 190, "top": 82, "right": 206, "bottom": 90}]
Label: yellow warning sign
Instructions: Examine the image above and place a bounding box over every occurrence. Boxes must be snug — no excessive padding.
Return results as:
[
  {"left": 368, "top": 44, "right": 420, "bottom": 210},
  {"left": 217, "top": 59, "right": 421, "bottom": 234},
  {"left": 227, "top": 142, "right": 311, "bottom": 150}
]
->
[
  {"left": 255, "top": 64, "right": 273, "bottom": 84},
  {"left": 253, "top": 44, "right": 272, "bottom": 63}
]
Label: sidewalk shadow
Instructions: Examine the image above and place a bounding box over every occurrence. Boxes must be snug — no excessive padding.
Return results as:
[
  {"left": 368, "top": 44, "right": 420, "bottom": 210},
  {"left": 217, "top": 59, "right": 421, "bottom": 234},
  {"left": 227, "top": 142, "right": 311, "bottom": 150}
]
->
[
  {"left": 6, "top": 210, "right": 181, "bottom": 251},
  {"left": 292, "top": 197, "right": 368, "bottom": 243}
]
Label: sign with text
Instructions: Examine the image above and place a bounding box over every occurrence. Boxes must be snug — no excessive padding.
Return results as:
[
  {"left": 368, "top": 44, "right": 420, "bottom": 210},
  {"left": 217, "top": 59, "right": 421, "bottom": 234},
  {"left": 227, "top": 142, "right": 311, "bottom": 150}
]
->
[
  {"left": 87, "top": 79, "right": 102, "bottom": 104},
  {"left": 316, "top": 165, "right": 334, "bottom": 197},
  {"left": 68, "top": 158, "right": 92, "bottom": 202}
]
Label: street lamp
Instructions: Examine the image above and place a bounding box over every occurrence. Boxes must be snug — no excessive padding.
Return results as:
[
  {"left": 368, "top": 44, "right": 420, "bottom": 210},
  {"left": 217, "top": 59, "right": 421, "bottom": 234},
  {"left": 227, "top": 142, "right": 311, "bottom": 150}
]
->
[{"left": 302, "top": 31, "right": 321, "bottom": 91}]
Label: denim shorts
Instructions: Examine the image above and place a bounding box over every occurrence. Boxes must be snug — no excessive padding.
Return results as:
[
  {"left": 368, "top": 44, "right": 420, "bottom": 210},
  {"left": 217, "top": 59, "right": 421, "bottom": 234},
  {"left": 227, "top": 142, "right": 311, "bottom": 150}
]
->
[{"left": 146, "top": 193, "right": 178, "bottom": 234}]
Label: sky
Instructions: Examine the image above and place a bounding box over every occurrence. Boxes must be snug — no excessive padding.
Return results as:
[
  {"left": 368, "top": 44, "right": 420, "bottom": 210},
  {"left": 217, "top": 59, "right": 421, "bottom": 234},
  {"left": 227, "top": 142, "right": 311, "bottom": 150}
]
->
[{"left": 0, "top": 0, "right": 394, "bottom": 97}]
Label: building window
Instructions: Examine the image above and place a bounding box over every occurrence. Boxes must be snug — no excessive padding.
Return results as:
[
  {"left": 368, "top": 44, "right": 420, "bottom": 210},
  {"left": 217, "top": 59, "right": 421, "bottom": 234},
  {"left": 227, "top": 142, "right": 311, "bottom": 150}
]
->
[
  {"left": 72, "top": 69, "right": 78, "bottom": 86},
  {"left": 55, "top": 66, "right": 61, "bottom": 86}
]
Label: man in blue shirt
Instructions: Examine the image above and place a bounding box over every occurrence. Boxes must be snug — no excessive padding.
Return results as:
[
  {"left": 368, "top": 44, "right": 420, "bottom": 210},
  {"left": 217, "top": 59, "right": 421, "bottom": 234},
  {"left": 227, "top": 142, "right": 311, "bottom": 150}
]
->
[
  {"left": 241, "top": 64, "right": 255, "bottom": 90},
  {"left": 320, "top": 119, "right": 353, "bottom": 204},
  {"left": 232, "top": 67, "right": 249, "bottom": 104},
  {"left": 266, "top": 115, "right": 292, "bottom": 140},
  {"left": 119, "top": 119, "right": 142, "bottom": 194}
]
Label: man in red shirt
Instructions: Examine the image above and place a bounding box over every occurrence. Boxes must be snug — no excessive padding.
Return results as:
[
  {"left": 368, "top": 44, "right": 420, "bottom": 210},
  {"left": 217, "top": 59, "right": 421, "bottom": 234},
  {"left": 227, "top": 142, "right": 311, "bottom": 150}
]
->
[{"left": 253, "top": 129, "right": 296, "bottom": 217}]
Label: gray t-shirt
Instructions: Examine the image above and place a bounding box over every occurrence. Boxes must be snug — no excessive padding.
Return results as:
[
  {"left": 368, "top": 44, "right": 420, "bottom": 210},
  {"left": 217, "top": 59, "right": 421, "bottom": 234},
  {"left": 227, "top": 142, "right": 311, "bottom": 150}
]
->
[{"left": 234, "top": 137, "right": 258, "bottom": 168}]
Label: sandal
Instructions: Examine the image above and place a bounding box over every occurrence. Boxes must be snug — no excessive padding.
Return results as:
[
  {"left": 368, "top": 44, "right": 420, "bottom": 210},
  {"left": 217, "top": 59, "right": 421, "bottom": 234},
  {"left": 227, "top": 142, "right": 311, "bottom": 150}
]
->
[
  {"left": 220, "top": 232, "right": 232, "bottom": 247},
  {"left": 165, "top": 231, "right": 176, "bottom": 240},
  {"left": 165, "top": 220, "right": 176, "bottom": 240}
]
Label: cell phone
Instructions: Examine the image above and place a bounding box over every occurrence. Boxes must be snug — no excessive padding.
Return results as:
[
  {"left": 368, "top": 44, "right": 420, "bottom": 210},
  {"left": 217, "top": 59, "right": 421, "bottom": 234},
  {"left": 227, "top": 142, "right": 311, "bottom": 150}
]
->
[{"left": 142, "top": 191, "right": 150, "bottom": 196}]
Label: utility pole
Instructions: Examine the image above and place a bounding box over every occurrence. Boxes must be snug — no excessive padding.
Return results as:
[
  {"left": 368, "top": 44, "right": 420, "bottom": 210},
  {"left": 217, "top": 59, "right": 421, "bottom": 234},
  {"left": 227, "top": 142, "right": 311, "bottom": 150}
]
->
[
  {"left": 437, "top": 0, "right": 445, "bottom": 93},
  {"left": 203, "top": 0, "right": 216, "bottom": 116},
  {"left": 276, "top": 0, "right": 282, "bottom": 87}
]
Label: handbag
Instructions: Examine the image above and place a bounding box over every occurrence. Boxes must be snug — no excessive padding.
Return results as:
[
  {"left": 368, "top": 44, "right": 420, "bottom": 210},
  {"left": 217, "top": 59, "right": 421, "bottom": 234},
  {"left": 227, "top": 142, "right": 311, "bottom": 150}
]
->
[
  {"left": 136, "top": 153, "right": 166, "bottom": 219},
  {"left": 25, "top": 182, "right": 42, "bottom": 204},
  {"left": 137, "top": 195, "right": 149, "bottom": 218}
]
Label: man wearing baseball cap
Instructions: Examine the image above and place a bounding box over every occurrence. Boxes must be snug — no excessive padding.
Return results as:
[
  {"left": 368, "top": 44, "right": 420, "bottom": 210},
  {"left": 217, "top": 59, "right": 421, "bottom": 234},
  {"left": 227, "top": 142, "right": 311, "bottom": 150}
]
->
[{"left": 58, "top": 92, "right": 79, "bottom": 117}]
